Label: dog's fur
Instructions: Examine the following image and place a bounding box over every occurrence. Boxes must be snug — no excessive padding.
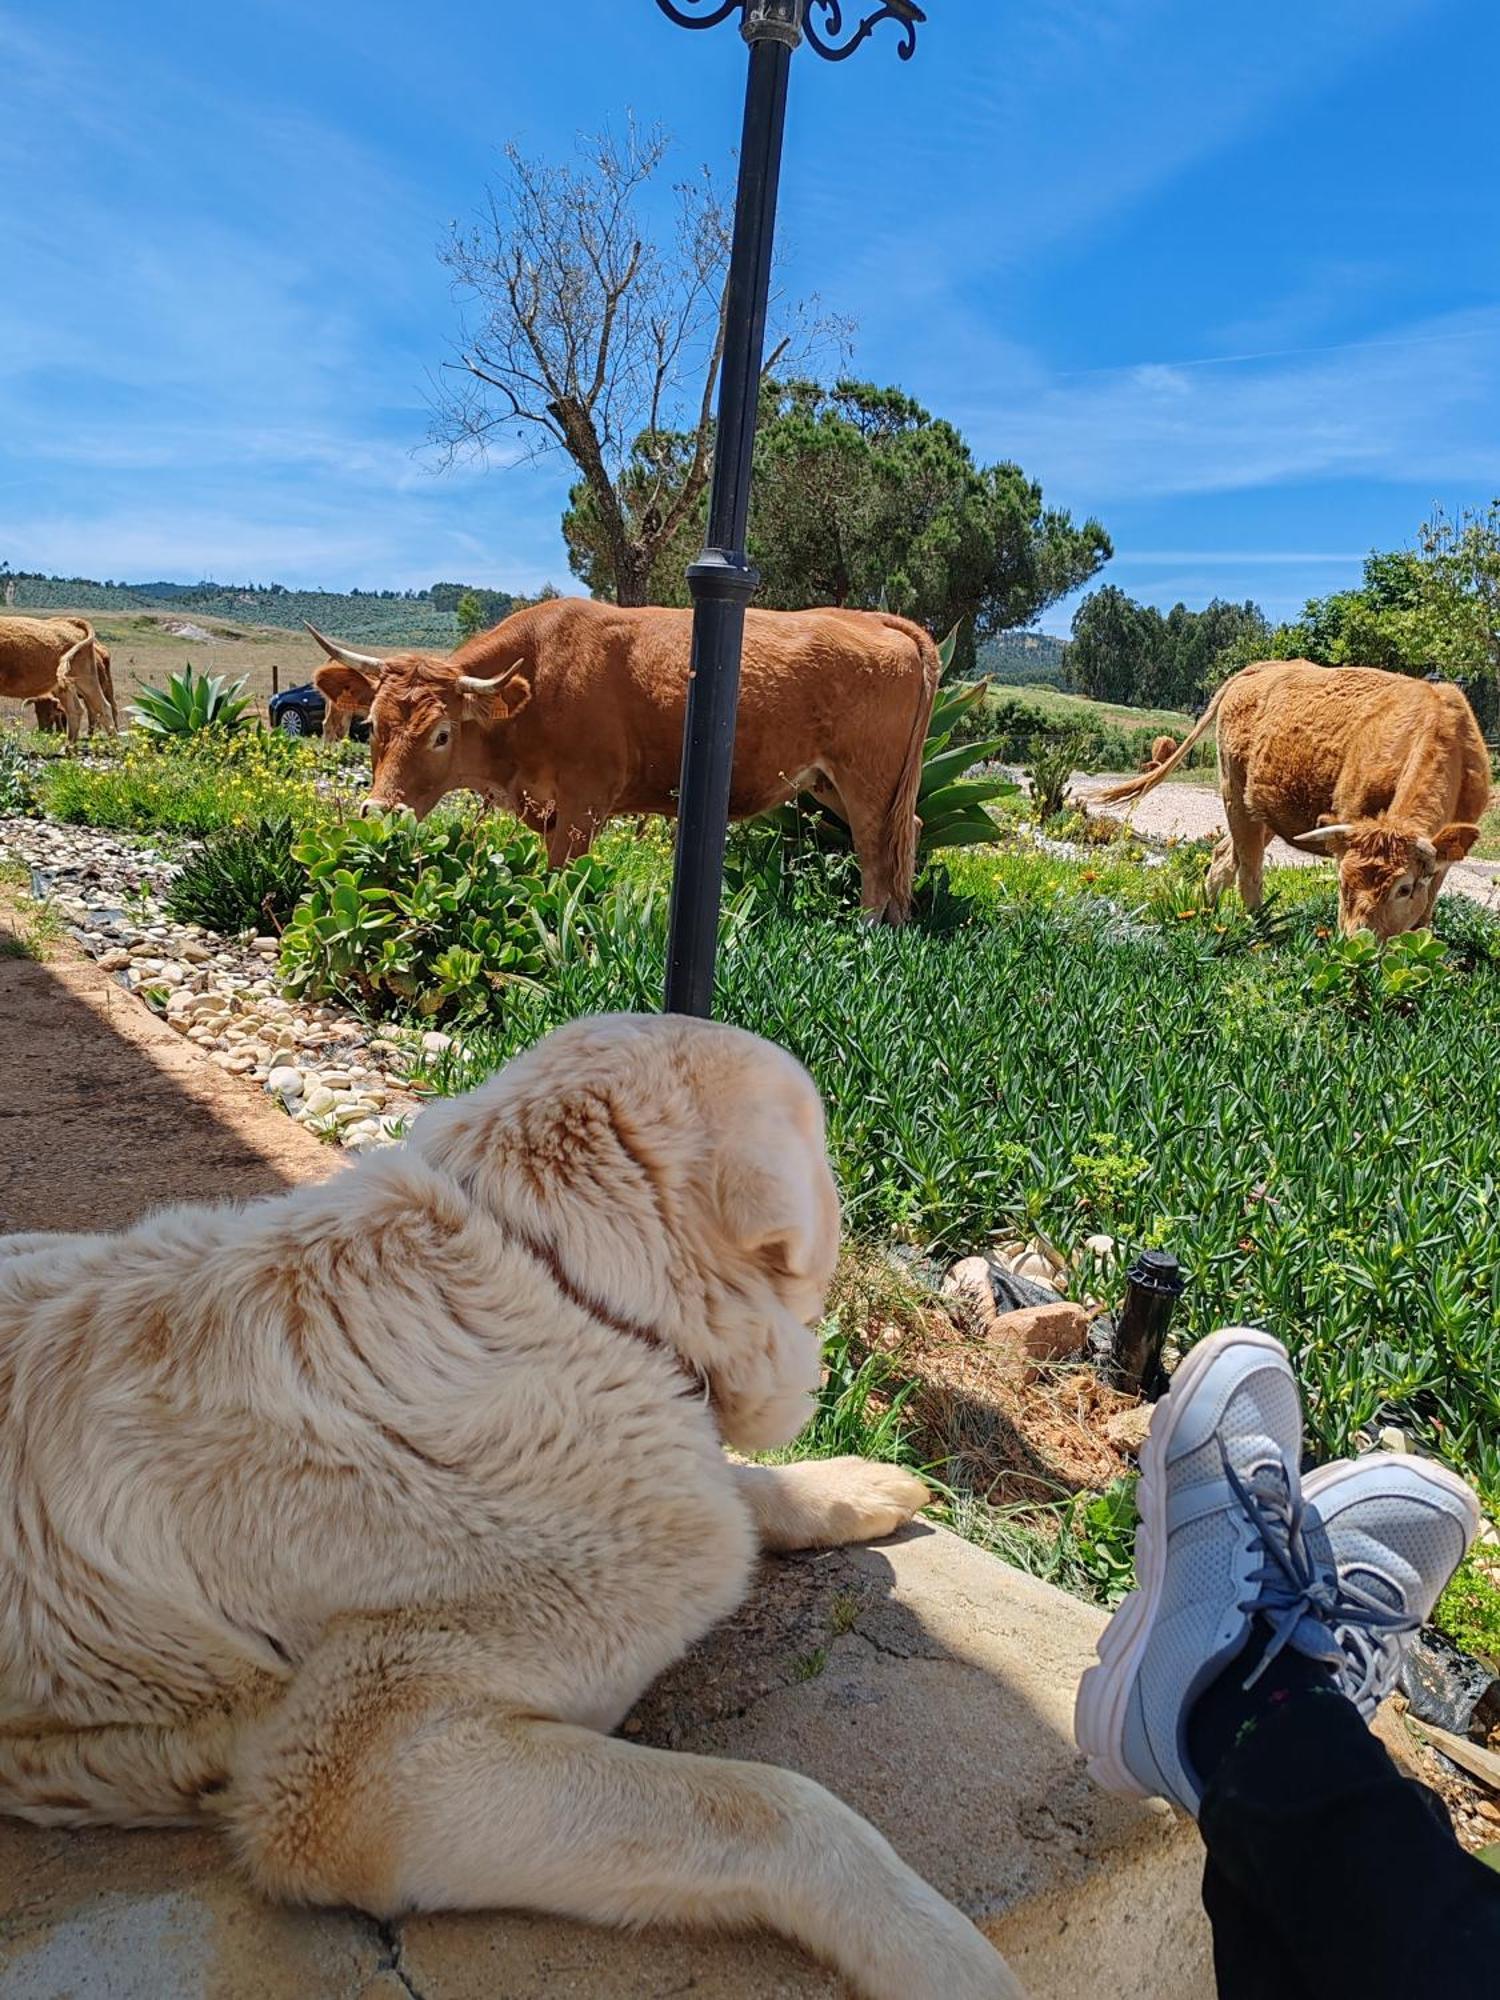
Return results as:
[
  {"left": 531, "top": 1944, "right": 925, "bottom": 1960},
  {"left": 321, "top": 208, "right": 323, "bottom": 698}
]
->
[{"left": 0, "top": 1014, "right": 1022, "bottom": 2000}]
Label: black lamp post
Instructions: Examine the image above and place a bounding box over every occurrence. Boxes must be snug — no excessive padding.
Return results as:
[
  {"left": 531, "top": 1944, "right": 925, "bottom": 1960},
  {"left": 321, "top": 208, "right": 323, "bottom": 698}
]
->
[{"left": 655, "top": 0, "right": 926, "bottom": 1018}]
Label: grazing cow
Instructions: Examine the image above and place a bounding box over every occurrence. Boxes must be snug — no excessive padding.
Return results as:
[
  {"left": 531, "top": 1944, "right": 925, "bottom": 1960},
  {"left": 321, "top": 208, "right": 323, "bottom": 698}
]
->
[
  {"left": 0, "top": 616, "right": 118, "bottom": 742},
  {"left": 29, "top": 695, "right": 66, "bottom": 733},
  {"left": 1139, "top": 732, "right": 1178, "bottom": 772},
  {"left": 1100, "top": 660, "right": 1490, "bottom": 936},
  {"left": 308, "top": 597, "right": 940, "bottom": 922}
]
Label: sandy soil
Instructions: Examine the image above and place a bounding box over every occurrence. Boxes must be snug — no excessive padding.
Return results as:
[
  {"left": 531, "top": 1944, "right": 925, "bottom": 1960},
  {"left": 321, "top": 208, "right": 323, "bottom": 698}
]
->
[{"left": 1076, "top": 774, "right": 1500, "bottom": 913}]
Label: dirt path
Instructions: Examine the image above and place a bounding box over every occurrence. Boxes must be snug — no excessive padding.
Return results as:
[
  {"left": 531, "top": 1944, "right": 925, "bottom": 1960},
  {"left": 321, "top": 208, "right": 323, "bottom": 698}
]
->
[
  {"left": 0, "top": 903, "right": 336, "bottom": 1236},
  {"left": 1074, "top": 775, "right": 1500, "bottom": 913}
]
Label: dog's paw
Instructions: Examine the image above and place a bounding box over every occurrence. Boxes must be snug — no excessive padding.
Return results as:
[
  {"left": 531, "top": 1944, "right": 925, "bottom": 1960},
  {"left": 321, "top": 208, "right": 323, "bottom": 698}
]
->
[{"left": 812, "top": 1456, "right": 932, "bottom": 1544}]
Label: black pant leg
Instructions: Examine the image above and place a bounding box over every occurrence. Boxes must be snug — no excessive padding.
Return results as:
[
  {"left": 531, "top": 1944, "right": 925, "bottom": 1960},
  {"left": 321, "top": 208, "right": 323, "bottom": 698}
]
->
[
  {"left": 1198, "top": 1679, "right": 1500, "bottom": 2000},
  {"left": 1200, "top": 1855, "right": 1320, "bottom": 2000}
]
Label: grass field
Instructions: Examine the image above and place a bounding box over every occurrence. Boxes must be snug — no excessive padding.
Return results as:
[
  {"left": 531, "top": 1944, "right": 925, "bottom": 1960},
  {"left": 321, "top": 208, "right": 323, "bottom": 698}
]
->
[{"left": 997, "top": 683, "right": 1198, "bottom": 738}]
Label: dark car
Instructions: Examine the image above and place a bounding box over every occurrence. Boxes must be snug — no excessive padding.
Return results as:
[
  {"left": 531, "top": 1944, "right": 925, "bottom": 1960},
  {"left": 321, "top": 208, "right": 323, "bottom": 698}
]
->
[{"left": 267, "top": 682, "right": 370, "bottom": 742}]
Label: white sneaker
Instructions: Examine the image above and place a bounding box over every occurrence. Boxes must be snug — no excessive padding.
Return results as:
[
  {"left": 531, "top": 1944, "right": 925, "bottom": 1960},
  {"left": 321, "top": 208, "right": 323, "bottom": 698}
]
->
[
  {"left": 1304, "top": 1452, "right": 1481, "bottom": 1717},
  {"left": 1074, "top": 1328, "right": 1343, "bottom": 1817}
]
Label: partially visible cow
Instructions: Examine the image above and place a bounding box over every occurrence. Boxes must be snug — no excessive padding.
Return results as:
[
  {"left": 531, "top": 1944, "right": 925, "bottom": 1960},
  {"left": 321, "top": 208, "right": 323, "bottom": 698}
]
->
[
  {"left": 30, "top": 695, "right": 67, "bottom": 734},
  {"left": 308, "top": 598, "right": 940, "bottom": 922},
  {"left": 1139, "top": 733, "right": 1178, "bottom": 773},
  {"left": 320, "top": 677, "right": 366, "bottom": 743},
  {"left": 1100, "top": 660, "right": 1490, "bottom": 936},
  {"left": 0, "top": 616, "right": 118, "bottom": 742}
]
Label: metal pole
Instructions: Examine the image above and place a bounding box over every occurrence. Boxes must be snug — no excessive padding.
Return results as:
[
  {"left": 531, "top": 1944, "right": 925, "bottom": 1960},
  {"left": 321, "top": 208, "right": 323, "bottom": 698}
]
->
[{"left": 663, "top": 9, "right": 798, "bottom": 1018}]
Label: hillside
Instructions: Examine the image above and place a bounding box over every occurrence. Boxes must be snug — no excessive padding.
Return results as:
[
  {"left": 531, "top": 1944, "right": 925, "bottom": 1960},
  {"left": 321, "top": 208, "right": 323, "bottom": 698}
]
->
[
  {"left": 975, "top": 630, "right": 1068, "bottom": 686},
  {"left": 0, "top": 573, "right": 512, "bottom": 647}
]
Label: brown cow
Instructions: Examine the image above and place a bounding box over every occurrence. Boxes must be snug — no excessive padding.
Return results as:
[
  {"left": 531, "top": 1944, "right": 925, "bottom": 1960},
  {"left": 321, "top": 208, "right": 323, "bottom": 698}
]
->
[
  {"left": 1099, "top": 660, "right": 1489, "bottom": 936},
  {"left": 0, "top": 616, "right": 118, "bottom": 742},
  {"left": 1139, "top": 732, "right": 1178, "bottom": 772},
  {"left": 308, "top": 598, "right": 940, "bottom": 922}
]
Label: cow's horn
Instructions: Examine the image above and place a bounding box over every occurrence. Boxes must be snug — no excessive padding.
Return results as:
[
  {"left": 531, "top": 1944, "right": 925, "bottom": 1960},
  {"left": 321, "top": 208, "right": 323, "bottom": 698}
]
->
[
  {"left": 1414, "top": 836, "right": 1437, "bottom": 864},
  {"left": 1297, "top": 822, "right": 1353, "bottom": 849},
  {"left": 456, "top": 662, "right": 526, "bottom": 695},
  {"left": 304, "top": 622, "right": 385, "bottom": 673}
]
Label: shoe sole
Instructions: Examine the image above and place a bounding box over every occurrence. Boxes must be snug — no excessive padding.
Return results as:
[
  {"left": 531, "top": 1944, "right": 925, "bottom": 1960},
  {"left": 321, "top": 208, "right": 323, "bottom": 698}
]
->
[{"left": 1073, "top": 1326, "right": 1292, "bottom": 1799}]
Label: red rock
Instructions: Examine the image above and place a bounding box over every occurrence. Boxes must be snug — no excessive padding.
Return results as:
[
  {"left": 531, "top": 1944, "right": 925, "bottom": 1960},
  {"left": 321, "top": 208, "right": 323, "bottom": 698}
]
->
[{"left": 986, "top": 1302, "right": 1089, "bottom": 1368}]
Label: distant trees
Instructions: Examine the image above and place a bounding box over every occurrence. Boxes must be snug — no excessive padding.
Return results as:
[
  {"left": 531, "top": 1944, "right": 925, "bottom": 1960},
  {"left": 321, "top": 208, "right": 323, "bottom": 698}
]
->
[
  {"left": 1065, "top": 589, "right": 1271, "bottom": 710},
  {"left": 1276, "top": 505, "right": 1499, "bottom": 694},
  {"left": 430, "top": 582, "right": 518, "bottom": 627},
  {"left": 1221, "top": 505, "right": 1500, "bottom": 728},
  {"left": 565, "top": 379, "right": 1111, "bottom": 670}
]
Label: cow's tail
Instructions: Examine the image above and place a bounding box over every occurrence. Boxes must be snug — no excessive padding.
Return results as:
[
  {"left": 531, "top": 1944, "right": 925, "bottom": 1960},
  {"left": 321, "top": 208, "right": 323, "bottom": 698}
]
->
[
  {"left": 882, "top": 618, "right": 941, "bottom": 922},
  {"left": 1094, "top": 674, "right": 1234, "bottom": 805},
  {"left": 54, "top": 621, "right": 95, "bottom": 686},
  {"left": 54, "top": 622, "right": 113, "bottom": 736}
]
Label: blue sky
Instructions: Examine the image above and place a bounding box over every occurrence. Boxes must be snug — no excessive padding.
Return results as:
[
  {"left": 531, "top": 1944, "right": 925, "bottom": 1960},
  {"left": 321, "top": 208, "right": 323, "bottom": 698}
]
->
[{"left": 3, "top": 0, "right": 1496, "bottom": 634}]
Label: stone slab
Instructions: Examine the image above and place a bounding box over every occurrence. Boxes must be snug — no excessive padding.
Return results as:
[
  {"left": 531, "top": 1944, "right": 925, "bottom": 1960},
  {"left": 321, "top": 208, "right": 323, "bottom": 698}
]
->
[{"left": 1, "top": 1525, "right": 1213, "bottom": 2000}]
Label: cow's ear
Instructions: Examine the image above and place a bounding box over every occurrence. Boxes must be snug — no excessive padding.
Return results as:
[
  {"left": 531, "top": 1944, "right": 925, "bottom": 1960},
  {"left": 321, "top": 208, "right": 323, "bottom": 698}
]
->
[
  {"left": 313, "top": 662, "right": 377, "bottom": 710},
  {"left": 1433, "top": 822, "right": 1481, "bottom": 861},
  {"left": 461, "top": 678, "right": 531, "bottom": 725}
]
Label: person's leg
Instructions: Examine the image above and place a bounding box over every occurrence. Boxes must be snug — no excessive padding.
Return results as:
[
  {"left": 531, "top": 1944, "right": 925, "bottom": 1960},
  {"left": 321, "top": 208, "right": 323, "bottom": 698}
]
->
[
  {"left": 1075, "top": 1326, "right": 1489, "bottom": 2000},
  {"left": 1190, "top": 1625, "right": 1500, "bottom": 2000}
]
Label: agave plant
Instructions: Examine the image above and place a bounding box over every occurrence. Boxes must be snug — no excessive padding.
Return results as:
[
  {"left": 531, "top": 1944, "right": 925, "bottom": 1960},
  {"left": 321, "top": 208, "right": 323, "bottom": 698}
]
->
[
  {"left": 131, "top": 663, "right": 253, "bottom": 738},
  {"left": 916, "top": 627, "right": 1016, "bottom": 855}
]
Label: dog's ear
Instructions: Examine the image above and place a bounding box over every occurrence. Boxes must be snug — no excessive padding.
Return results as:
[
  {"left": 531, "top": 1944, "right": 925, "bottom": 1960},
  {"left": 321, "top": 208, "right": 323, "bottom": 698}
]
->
[{"left": 713, "top": 1107, "right": 838, "bottom": 1283}]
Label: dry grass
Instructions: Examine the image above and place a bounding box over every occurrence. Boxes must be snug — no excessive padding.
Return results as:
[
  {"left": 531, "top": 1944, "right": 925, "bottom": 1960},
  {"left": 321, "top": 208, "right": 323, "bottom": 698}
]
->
[{"left": 827, "top": 1248, "right": 1135, "bottom": 1506}]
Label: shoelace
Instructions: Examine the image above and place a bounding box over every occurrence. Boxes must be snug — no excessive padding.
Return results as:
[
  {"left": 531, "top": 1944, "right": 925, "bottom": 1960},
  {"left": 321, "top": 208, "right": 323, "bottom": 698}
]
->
[
  {"left": 1323, "top": 1568, "right": 1421, "bottom": 1713},
  {"left": 1219, "top": 1445, "right": 1412, "bottom": 1695}
]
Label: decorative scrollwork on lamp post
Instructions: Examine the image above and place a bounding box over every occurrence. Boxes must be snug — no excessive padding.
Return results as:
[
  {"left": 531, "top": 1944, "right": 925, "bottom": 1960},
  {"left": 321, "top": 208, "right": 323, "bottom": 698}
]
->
[
  {"left": 804, "top": 1, "right": 925, "bottom": 62},
  {"left": 651, "top": 0, "right": 926, "bottom": 1016}
]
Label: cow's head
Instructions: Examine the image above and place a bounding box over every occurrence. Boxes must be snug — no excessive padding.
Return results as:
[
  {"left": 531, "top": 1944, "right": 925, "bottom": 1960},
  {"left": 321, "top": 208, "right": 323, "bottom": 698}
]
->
[
  {"left": 307, "top": 626, "right": 531, "bottom": 819},
  {"left": 1298, "top": 817, "right": 1481, "bottom": 937}
]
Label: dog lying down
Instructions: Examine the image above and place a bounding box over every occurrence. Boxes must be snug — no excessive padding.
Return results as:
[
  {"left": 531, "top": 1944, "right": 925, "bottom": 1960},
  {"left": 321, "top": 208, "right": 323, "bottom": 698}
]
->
[{"left": 0, "top": 1013, "right": 1025, "bottom": 2000}]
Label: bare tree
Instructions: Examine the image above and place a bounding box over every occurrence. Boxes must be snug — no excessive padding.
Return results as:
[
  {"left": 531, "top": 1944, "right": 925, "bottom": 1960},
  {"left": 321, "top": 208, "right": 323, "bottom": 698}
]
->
[{"left": 431, "top": 122, "right": 837, "bottom": 606}]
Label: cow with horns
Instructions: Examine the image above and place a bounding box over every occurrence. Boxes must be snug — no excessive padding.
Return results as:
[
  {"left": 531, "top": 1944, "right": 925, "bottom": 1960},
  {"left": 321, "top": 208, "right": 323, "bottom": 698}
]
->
[
  {"left": 1099, "top": 659, "right": 1491, "bottom": 937},
  {"left": 306, "top": 597, "right": 940, "bottom": 924}
]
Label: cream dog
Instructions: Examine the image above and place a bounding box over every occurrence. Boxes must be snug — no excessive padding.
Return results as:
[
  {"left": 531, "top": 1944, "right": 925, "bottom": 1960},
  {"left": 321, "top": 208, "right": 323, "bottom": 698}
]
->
[{"left": 0, "top": 1013, "right": 1023, "bottom": 1999}]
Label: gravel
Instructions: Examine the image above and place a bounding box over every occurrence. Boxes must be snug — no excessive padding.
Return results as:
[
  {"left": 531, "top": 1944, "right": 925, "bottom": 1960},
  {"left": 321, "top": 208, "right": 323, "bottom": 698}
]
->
[{"left": 0, "top": 817, "right": 426, "bottom": 1153}]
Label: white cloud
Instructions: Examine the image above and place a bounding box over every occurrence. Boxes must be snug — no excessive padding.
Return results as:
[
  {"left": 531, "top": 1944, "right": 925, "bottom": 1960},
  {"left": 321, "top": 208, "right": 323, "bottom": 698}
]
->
[{"left": 945, "top": 307, "right": 1500, "bottom": 501}]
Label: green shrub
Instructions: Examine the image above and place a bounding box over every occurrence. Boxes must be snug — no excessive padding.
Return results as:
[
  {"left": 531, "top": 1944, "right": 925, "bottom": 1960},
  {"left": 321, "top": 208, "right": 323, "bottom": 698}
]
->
[
  {"left": 0, "top": 732, "right": 40, "bottom": 816},
  {"left": 131, "top": 663, "right": 253, "bottom": 737},
  {"left": 1435, "top": 1551, "right": 1500, "bottom": 1666},
  {"left": 164, "top": 814, "right": 309, "bottom": 935},
  {"left": 1026, "top": 728, "right": 1085, "bottom": 820},
  {"left": 279, "top": 812, "right": 615, "bottom": 1019},
  {"left": 1305, "top": 929, "right": 1458, "bottom": 1014},
  {"left": 917, "top": 667, "right": 1018, "bottom": 853},
  {"left": 41, "top": 735, "right": 324, "bottom": 836},
  {"left": 35, "top": 727, "right": 354, "bottom": 838}
]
